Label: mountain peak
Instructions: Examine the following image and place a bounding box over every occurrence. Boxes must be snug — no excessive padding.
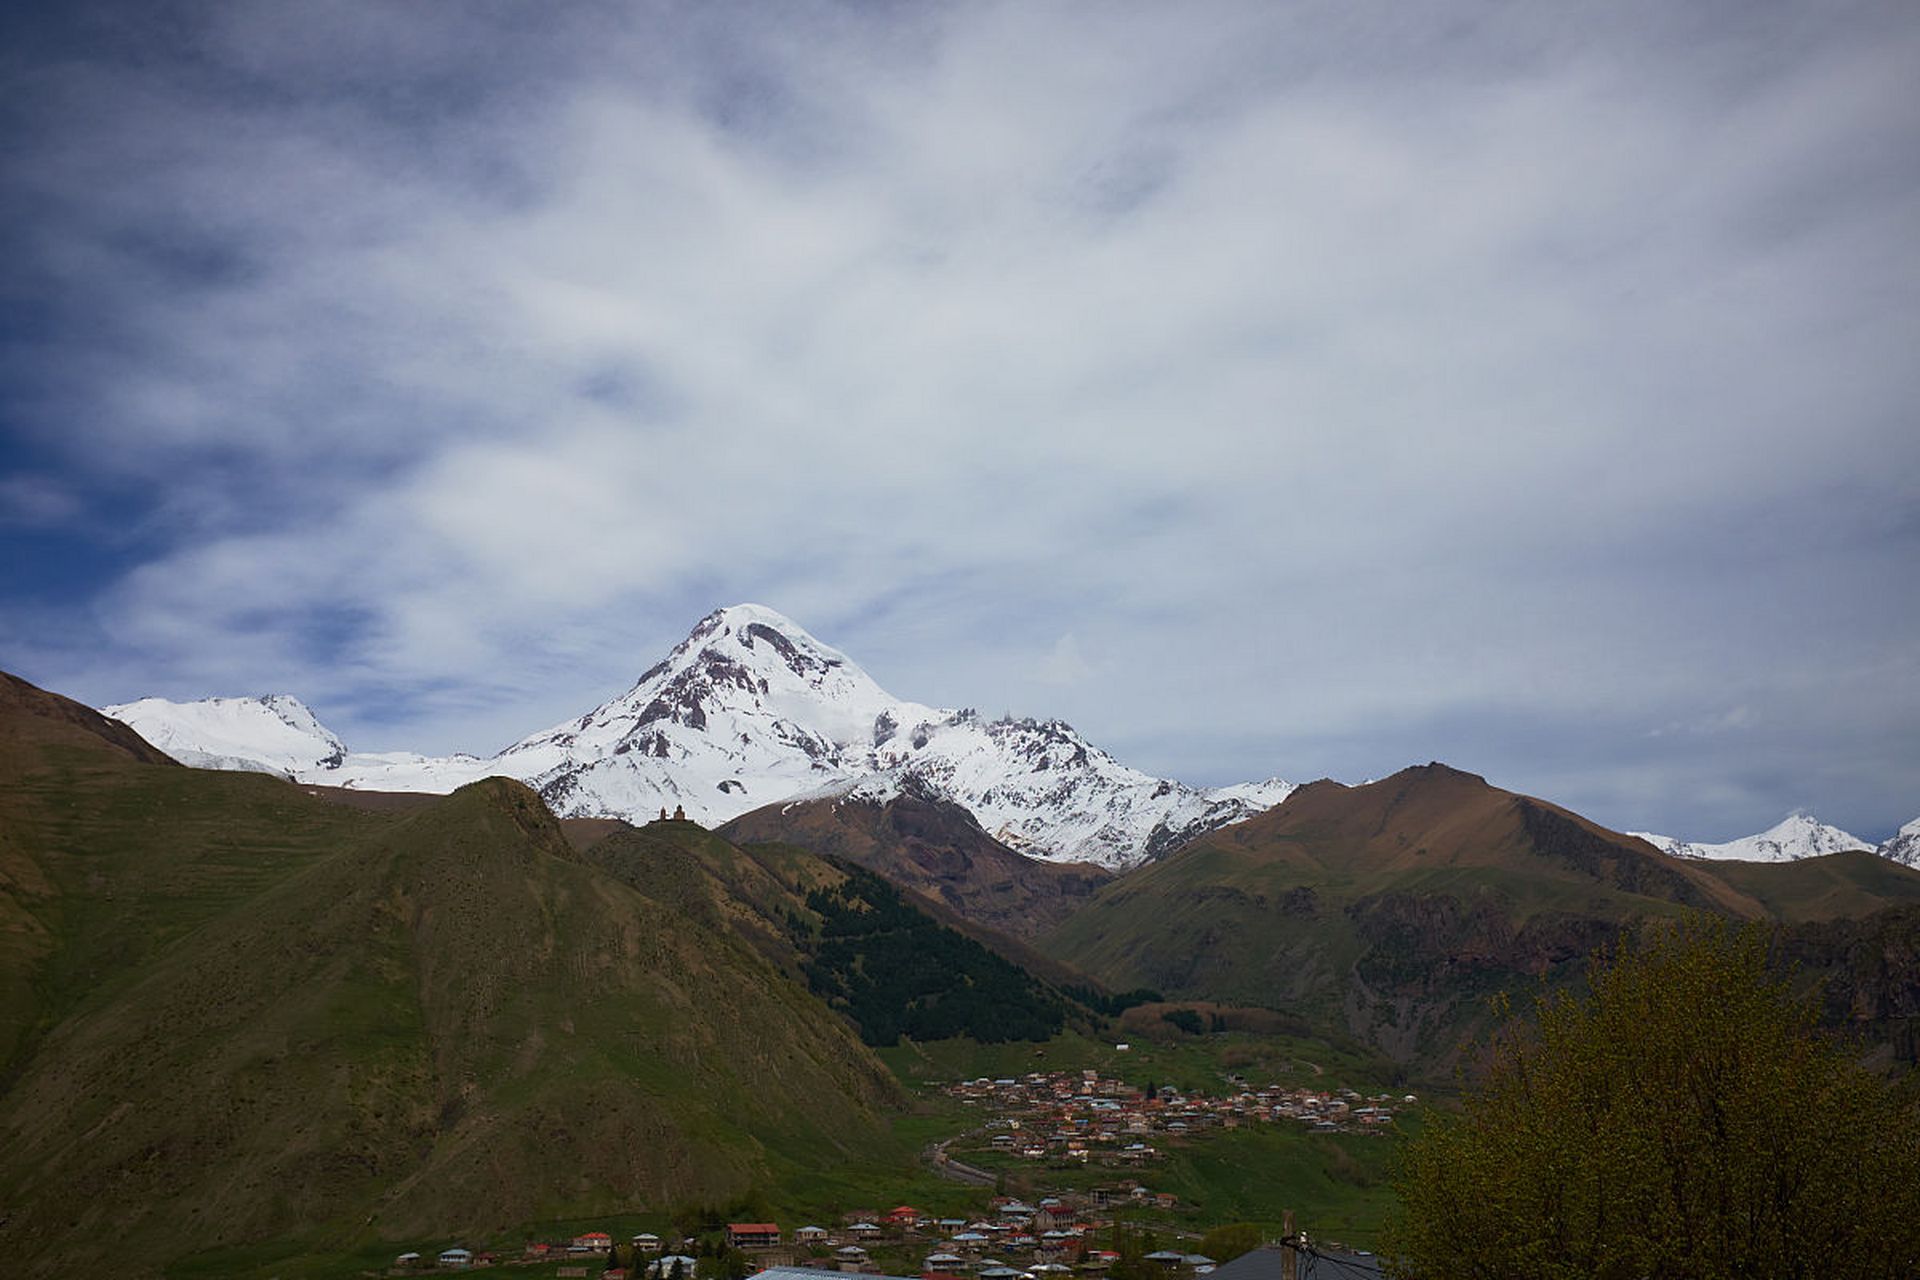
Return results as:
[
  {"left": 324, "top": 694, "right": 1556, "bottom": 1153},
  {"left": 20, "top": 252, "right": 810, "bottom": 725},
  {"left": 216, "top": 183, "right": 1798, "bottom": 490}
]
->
[
  {"left": 93, "top": 605, "right": 1298, "bottom": 867},
  {"left": 1392, "top": 762, "right": 1491, "bottom": 787},
  {"left": 706, "top": 601, "right": 808, "bottom": 631},
  {"left": 1632, "top": 810, "right": 1870, "bottom": 863},
  {"left": 104, "top": 692, "right": 348, "bottom": 776}
]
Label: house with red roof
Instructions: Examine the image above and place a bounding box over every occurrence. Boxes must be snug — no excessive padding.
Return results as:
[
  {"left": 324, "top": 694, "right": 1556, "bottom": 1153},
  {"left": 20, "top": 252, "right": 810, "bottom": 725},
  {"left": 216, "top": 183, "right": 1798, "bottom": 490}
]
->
[{"left": 728, "top": 1223, "right": 782, "bottom": 1249}]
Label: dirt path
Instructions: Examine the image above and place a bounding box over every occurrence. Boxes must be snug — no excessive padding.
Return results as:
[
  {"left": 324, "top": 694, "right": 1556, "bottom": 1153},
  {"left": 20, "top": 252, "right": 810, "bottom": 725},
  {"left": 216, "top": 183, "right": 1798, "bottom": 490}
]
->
[{"left": 925, "top": 1138, "right": 997, "bottom": 1186}]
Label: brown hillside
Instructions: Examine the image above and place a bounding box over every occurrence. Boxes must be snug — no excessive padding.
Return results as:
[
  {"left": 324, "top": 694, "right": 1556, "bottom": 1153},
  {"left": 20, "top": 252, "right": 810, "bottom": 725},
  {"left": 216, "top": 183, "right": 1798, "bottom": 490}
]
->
[
  {"left": 718, "top": 781, "right": 1111, "bottom": 939},
  {"left": 1205, "top": 763, "right": 1762, "bottom": 917},
  {"left": 1044, "top": 762, "right": 1920, "bottom": 1074},
  {"left": 0, "top": 670, "right": 178, "bottom": 770}
]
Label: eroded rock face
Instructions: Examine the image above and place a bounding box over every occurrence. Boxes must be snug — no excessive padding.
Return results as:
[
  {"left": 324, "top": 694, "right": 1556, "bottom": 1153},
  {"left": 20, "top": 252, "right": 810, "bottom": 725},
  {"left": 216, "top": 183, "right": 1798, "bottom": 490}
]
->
[{"left": 1777, "top": 906, "right": 1920, "bottom": 1062}]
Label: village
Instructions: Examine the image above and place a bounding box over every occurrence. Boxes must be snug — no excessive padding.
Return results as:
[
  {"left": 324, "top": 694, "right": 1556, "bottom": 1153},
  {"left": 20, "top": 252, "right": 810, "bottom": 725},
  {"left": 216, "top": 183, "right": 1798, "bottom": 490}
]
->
[
  {"left": 388, "top": 1069, "right": 1407, "bottom": 1276},
  {"left": 941, "top": 1068, "right": 1412, "bottom": 1170},
  {"left": 394, "top": 1199, "right": 1217, "bottom": 1277}
]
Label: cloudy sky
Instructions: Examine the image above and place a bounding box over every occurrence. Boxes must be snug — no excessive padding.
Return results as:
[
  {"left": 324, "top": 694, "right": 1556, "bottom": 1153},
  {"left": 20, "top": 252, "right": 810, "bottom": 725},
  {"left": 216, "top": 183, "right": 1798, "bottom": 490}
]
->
[{"left": 2, "top": 1, "right": 1916, "bottom": 842}]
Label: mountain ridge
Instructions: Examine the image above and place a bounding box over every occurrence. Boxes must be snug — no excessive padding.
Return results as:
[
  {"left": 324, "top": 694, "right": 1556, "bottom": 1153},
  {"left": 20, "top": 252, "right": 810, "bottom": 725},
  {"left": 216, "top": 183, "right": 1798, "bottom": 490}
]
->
[
  {"left": 1632, "top": 811, "right": 1914, "bottom": 865},
  {"left": 1040, "top": 763, "right": 1920, "bottom": 1070},
  {"left": 717, "top": 779, "right": 1112, "bottom": 940},
  {"left": 103, "top": 604, "right": 1294, "bottom": 869},
  {"left": 93, "top": 605, "right": 1915, "bottom": 869},
  {"left": 0, "top": 669, "right": 997, "bottom": 1275}
]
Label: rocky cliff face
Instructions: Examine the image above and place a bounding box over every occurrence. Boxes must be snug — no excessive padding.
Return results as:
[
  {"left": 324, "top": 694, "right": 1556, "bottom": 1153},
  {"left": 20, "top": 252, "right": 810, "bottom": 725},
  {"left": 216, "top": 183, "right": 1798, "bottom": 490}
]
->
[{"left": 1777, "top": 906, "right": 1920, "bottom": 1064}]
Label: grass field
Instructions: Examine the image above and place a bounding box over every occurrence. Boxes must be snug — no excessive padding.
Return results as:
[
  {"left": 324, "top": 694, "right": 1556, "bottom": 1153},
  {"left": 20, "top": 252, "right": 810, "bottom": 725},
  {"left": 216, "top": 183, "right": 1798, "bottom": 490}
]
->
[{"left": 162, "top": 1027, "right": 1419, "bottom": 1276}]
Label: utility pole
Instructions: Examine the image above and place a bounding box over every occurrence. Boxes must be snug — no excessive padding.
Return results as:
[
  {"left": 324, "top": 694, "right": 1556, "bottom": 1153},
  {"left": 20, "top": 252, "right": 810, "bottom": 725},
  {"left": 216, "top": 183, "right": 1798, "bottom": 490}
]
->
[{"left": 1281, "top": 1210, "right": 1296, "bottom": 1280}]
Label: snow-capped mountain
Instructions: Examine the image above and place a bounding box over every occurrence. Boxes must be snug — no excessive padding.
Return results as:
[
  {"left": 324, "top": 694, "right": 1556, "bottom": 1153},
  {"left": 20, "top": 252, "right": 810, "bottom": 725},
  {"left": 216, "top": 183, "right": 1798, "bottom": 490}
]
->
[
  {"left": 1878, "top": 818, "right": 1920, "bottom": 868},
  {"left": 104, "top": 694, "right": 350, "bottom": 776},
  {"left": 102, "top": 604, "right": 1293, "bottom": 868},
  {"left": 1631, "top": 811, "right": 1871, "bottom": 862},
  {"left": 103, "top": 695, "right": 487, "bottom": 787}
]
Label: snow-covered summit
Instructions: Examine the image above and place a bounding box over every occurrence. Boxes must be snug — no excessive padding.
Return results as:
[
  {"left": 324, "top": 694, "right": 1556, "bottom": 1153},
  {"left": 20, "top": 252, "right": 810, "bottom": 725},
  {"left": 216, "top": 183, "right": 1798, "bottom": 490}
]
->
[
  {"left": 1632, "top": 811, "right": 1872, "bottom": 862},
  {"left": 96, "top": 604, "right": 1293, "bottom": 868},
  {"left": 1878, "top": 818, "right": 1920, "bottom": 868},
  {"left": 105, "top": 694, "right": 348, "bottom": 777}
]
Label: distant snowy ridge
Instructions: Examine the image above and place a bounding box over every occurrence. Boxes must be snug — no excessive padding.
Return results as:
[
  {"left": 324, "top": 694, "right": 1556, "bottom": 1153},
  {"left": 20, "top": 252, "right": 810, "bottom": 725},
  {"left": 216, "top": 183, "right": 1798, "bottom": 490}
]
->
[
  {"left": 102, "top": 604, "right": 1293, "bottom": 869},
  {"left": 104, "top": 694, "right": 348, "bottom": 777},
  {"left": 1631, "top": 811, "right": 1876, "bottom": 863},
  {"left": 1879, "top": 818, "right": 1920, "bottom": 868}
]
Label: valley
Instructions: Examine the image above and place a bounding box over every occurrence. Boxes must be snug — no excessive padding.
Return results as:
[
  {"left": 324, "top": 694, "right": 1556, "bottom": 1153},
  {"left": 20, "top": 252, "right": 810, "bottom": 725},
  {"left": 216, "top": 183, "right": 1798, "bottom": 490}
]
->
[
  {"left": 162, "top": 1026, "right": 1414, "bottom": 1279},
  {"left": 4, "top": 643, "right": 1918, "bottom": 1276}
]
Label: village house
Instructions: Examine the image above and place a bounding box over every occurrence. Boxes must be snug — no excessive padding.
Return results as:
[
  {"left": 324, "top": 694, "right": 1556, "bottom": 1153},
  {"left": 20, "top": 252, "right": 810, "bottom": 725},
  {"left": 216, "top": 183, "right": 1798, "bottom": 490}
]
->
[
  {"left": 573, "top": 1231, "right": 615, "bottom": 1253},
  {"left": 794, "top": 1226, "right": 832, "bottom": 1248},
  {"left": 728, "top": 1223, "right": 782, "bottom": 1250},
  {"left": 437, "top": 1246, "right": 474, "bottom": 1269}
]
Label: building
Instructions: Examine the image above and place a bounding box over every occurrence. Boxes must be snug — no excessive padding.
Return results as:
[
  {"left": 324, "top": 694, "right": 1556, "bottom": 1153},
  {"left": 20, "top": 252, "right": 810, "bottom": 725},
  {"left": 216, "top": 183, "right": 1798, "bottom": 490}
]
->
[
  {"left": 1204, "top": 1245, "right": 1380, "bottom": 1280},
  {"left": 729, "top": 1223, "right": 782, "bottom": 1249}
]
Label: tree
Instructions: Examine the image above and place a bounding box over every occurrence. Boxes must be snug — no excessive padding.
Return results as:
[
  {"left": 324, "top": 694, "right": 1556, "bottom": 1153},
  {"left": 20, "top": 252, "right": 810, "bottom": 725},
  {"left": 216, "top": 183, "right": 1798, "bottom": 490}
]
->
[
  {"left": 1385, "top": 919, "right": 1920, "bottom": 1279},
  {"left": 1106, "top": 1217, "right": 1159, "bottom": 1280}
]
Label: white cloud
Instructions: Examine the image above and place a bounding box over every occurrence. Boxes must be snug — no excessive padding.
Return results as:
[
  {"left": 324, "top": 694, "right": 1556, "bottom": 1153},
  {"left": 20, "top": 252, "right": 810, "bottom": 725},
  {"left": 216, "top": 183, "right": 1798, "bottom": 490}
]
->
[{"left": 5, "top": 0, "right": 1918, "bottom": 840}]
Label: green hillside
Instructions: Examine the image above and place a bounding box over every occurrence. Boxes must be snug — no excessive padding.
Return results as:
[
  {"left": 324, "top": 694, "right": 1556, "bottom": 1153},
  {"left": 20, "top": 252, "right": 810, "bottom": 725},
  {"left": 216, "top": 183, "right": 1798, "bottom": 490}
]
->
[
  {"left": 0, "top": 677, "right": 904, "bottom": 1276},
  {"left": 1042, "top": 765, "right": 1920, "bottom": 1078},
  {"left": 579, "top": 824, "right": 1075, "bottom": 1046}
]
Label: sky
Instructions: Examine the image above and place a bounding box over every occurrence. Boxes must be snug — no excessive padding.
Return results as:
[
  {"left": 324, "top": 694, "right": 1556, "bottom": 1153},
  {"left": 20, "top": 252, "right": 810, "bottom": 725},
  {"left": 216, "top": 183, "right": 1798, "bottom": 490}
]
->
[{"left": 2, "top": 0, "right": 1916, "bottom": 843}]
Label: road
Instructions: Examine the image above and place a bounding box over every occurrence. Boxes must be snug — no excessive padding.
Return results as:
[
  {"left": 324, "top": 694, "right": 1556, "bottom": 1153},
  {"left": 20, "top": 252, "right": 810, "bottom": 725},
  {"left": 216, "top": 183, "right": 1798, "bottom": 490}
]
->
[{"left": 924, "top": 1138, "right": 997, "bottom": 1186}]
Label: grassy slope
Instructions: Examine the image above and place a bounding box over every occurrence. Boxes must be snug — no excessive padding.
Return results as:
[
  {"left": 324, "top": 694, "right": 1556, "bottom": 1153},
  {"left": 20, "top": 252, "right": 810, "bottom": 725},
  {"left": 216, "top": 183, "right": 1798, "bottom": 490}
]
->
[
  {"left": 0, "top": 674, "right": 1443, "bottom": 1275},
  {"left": 1699, "top": 850, "right": 1920, "bottom": 923},
  {"left": 1042, "top": 767, "right": 1920, "bottom": 1078},
  {"left": 0, "top": 680, "right": 389, "bottom": 1085},
  {"left": 0, "top": 678, "right": 906, "bottom": 1277}
]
